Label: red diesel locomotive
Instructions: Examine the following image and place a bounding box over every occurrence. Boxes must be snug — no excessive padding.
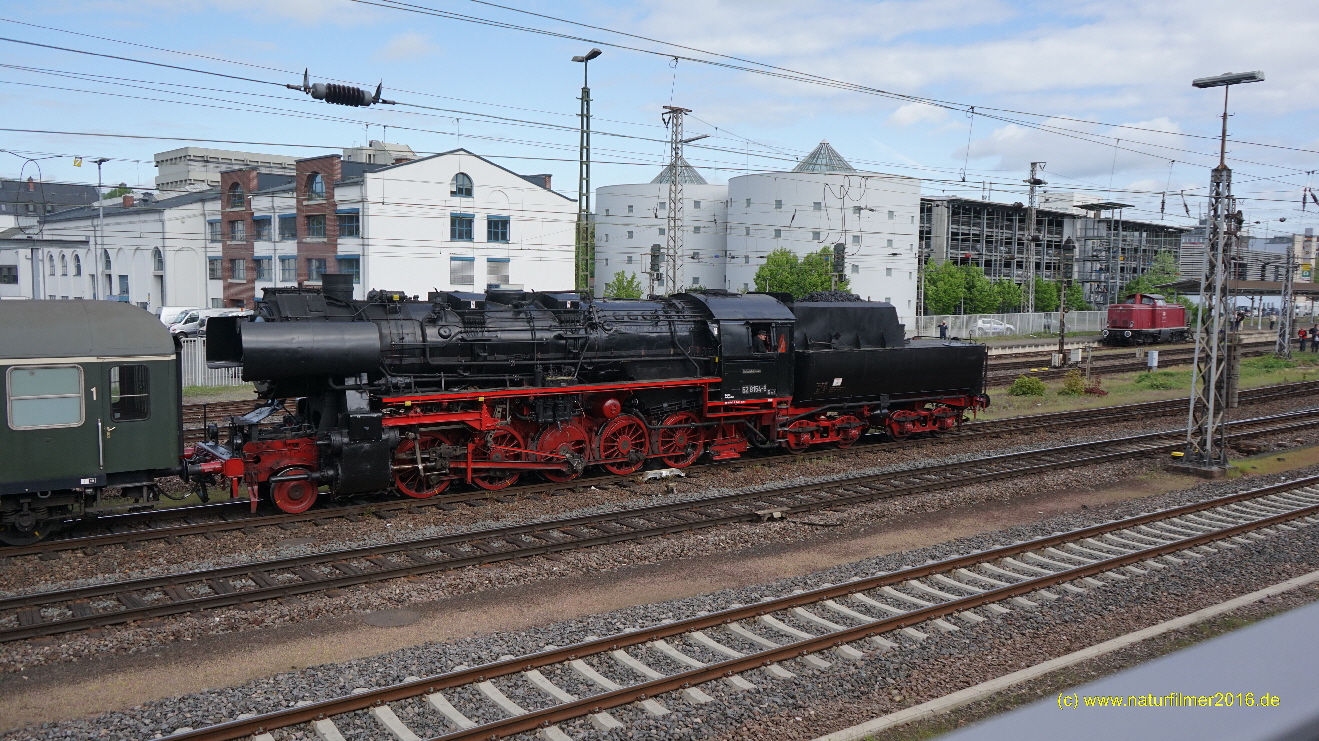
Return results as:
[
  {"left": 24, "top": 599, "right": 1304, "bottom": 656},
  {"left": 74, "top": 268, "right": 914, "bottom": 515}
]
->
[{"left": 1100, "top": 293, "right": 1189, "bottom": 345}]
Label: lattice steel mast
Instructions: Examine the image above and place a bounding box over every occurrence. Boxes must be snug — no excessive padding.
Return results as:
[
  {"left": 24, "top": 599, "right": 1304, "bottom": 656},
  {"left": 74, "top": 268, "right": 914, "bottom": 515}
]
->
[
  {"left": 1183, "top": 70, "right": 1263, "bottom": 471},
  {"left": 661, "top": 106, "right": 692, "bottom": 293},
  {"left": 1276, "top": 242, "right": 1294, "bottom": 358}
]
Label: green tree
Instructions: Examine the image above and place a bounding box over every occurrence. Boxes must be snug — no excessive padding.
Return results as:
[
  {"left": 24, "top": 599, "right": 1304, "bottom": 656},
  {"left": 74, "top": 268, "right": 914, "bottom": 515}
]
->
[
  {"left": 992, "top": 279, "right": 1023, "bottom": 313},
  {"left": 1033, "top": 276, "right": 1060, "bottom": 313},
  {"left": 1120, "top": 251, "right": 1180, "bottom": 299},
  {"left": 104, "top": 183, "right": 131, "bottom": 199},
  {"left": 922, "top": 261, "right": 964, "bottom": 314},
  {"left": 1063, "top": 283, "right": 1091, "bottom": 311},
  {"left": 753, "top": 247, "right": 847, "bottom": 298},
  {"left": 963, "top": 265, "right": 998, "bottom": 313},
  {"left": 601, "top": 271, "right": 643, "bottom": 299}
]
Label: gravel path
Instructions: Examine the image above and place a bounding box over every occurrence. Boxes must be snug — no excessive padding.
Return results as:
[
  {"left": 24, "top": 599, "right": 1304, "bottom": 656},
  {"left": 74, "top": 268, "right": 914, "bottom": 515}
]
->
[{"left": 4, "top": 447, "right": 1319, "bottom": 740}]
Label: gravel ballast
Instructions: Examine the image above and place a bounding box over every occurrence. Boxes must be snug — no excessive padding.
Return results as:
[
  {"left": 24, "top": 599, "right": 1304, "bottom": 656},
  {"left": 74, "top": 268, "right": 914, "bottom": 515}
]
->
[{"left": 5, "top": 451, "right": 1319, "bottom": 740}]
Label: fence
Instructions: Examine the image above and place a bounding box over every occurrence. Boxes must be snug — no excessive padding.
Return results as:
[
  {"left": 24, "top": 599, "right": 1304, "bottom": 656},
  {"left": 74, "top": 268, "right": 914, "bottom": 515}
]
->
[
  {"left": 180, "top": 337, "right": 246, "bottom": 388},
  {"left": 912, "top": 311, "right": 1107, "bottom": 339}
]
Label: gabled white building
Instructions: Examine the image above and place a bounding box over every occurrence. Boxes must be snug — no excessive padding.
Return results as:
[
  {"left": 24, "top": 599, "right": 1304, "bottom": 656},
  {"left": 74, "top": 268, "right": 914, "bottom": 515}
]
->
[{"left": 35, "top": 147, "right": 575, "bottom": 310}]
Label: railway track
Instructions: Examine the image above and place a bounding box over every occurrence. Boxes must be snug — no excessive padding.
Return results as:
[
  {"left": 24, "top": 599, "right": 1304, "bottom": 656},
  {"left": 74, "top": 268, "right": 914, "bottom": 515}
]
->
[
  {"left": 163, "top": 472, "right": 1319, "bottom": 741},
  {"left": 987, "top": 341, "right": 1275, "bottom": 380},
  {"left": 15, "top": 380, "right": 1317, "bottom": 560},
  {"left": 2, "top": 409, "right": 1316, "bottom": 644}
]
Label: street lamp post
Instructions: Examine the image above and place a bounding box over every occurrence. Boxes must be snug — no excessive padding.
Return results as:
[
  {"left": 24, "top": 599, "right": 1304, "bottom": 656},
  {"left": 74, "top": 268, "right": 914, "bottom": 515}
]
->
[
  {"left": 572, "top": 48, "right": 602, "bottom": 294},
  {"left": 1182, "top": 70, "right": 1263, "bottom": 472},
  {"left": 93, "top": 157, "right": 109, "bottom": 301}
]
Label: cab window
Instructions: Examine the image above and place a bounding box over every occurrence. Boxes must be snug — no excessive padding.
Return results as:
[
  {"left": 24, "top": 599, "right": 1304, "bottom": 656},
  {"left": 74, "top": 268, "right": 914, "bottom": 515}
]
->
[
  {"left": 110, "top": 365, "right": 150, "bottom": 421},
  {"left": 7, "top": 365, "right": 84, "bottom": 430},
  {"left": 750, "top": 324, "right": 788, "bottom": 353},
  {"left": 1141, "top": 296, "right": 1155, "bottom": 305}
]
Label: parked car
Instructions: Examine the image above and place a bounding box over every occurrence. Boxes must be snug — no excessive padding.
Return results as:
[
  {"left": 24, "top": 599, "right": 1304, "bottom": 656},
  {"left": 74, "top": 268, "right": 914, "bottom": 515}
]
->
[
  {"left": 156, "top": 306, "right": 201, "bottom": 326},
  {"left": 973, "top": 318, "right": 1016, "bottom": 336},
  {"left": 169, "top": 308, "right": 249, "bottom": 338}
]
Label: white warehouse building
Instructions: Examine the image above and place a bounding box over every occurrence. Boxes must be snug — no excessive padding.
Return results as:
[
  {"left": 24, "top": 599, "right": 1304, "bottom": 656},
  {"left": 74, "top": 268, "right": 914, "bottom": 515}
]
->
[
  {"left": 593, "top": 142, "right": 921, "bottom": 328},
  {"left": 725, "top": 142, "right": 921, "bottom": 326},
  {"left": 593, "top": 159, "right": 727, "bottom": 295}
]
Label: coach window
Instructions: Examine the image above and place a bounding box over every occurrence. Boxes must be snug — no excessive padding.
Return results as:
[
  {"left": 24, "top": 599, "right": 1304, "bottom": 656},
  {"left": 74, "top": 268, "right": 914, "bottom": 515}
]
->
[
  {"left": 7, "top": 365, "right": 84, "bottom": 430},
  {"left": 110, "top": 365, "right": 149, "bottom": 421}
]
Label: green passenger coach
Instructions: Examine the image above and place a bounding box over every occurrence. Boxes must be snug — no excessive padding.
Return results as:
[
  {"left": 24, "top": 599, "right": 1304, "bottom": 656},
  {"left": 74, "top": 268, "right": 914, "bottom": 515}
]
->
[{"left": 0, "top": 301, "right": 181, "bottom": 544}]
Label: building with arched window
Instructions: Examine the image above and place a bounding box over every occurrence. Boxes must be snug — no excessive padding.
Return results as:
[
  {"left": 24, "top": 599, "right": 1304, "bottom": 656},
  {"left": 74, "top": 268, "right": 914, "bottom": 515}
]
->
[
  {"left": 29, "top": 145, "right": 572, "bottom": 308},
  {"left": 0, "top": 236, "right": 92, "bottom": 300}
]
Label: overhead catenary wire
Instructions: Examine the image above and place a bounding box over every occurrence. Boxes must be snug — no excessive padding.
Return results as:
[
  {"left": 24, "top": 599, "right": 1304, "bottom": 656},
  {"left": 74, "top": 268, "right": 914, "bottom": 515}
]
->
[{"left": 3, "top": 26, "right": 1311, "bottom": 201}]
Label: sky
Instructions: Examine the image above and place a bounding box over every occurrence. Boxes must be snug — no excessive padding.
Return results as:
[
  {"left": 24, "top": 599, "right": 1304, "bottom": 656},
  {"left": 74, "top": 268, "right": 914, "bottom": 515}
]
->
[{"left": 1, "top": 0, "right": 1317, "bottom": 239}]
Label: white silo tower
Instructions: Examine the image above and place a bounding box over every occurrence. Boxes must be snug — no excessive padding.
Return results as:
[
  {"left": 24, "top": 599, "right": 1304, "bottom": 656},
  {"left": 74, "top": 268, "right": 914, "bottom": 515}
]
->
[
  {"left": 725, "top": 141, "right": 922, "bottom": 326},
  {"left": 593, "top": 158, "right": 728, "bottom": 296}
]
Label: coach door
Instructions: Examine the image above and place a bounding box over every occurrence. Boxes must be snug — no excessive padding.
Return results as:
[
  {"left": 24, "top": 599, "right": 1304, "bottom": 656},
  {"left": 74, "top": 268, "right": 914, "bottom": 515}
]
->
[
  {"left": 96, "top": 362, "right": 162, "bottom": 476},
  {"left": 719, "top": 322, "right": 790, "bottom": 402}
]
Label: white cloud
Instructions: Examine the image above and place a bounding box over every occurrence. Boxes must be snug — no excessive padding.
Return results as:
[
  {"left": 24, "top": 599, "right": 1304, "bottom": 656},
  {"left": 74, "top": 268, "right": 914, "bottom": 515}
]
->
[
  {"left": 376, "top": 32, "right": 441, "bottom": 61},
  {"left": 890, "top": 102, "right": 947, "bottom": 126}
]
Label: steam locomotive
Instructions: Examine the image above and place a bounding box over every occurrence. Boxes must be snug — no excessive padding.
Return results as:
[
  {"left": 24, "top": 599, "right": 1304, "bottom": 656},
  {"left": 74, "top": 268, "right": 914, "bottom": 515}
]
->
[{"left": 187, "top": 277, "right": 990, "bottom": 513}]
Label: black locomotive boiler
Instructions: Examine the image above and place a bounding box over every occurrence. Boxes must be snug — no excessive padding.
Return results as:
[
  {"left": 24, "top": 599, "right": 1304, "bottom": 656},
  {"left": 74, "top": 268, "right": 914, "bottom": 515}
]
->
[{"left": 191, "top": 277, "right": 988, "bottom": 513}]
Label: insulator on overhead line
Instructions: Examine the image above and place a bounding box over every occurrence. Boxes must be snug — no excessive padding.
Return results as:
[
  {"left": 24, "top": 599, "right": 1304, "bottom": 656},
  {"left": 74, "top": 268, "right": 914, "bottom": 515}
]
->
[{"left": 287, "top": 69, "right": 396, "bottom": 107}]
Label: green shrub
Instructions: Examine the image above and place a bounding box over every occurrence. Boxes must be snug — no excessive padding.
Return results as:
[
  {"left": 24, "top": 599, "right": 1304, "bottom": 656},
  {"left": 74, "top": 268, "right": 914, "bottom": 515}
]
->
[
  {"left": 1008, "top": 375, "right": 1047, "bottom": 396},
  {"left": 1135, "top": 371, "right": 1177, "bottom": 390},
  {"left": 1059, "top": 369, "right": 1085, "bottom": 396}
]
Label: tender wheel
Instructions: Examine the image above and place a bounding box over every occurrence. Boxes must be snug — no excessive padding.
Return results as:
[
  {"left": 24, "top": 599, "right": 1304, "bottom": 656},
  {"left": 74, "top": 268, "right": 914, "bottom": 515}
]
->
[
  {"left": 657, "top": 412, "right": 704, "bottom": 468},
  {"left": 535, "top": 422, "right": 590, "bottom": 482},
  {"left": 783, "top": 419, "right": 815, "bottom": 454},
  {"left": 393, "top": 431, "right": 456, "bottom": 499},
  {"left": 886, "top": 411, "right": 920, "bottom": 441},
  {"left": 597, "top": 414, "right": 649, "bottom": 475},
  {"left": 473, "top": 426, "right": 526, "bottom": 490},
  {"left": 271, "top": 469, "right": 318, "bottom": 513},
  {"left": 834, "top": 415, "right": 863, "bottom": 449}
]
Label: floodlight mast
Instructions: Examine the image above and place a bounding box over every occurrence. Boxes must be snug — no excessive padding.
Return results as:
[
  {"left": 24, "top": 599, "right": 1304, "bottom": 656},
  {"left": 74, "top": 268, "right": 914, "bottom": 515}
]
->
[
  {"left": 1182, "top": 71, "right": 1262, "bottom": 473},
  {"left": 573, "top": 48, "right": 603, "bottom": 293}
]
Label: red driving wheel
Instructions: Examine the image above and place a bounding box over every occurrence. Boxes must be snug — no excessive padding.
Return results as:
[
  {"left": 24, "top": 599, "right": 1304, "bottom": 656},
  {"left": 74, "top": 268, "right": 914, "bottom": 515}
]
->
[
  {"left": 393, "top": 431, "right": 457, "bottom": 498},
  {"left": 657, "top": 412, "right": 704, "bottom": 468},
  {"left": 834, "top": 415, "right": 863, "bottom": 449},
  {"left": 597, "top": 414, "right": 649, "bottom": 475},
  {"left": 535, "top": 422, "right": 590, "bottom": 482},
  {"left": 270, "top": 468, "right": 318, "bottom": 514},
  {"left": 473, "top": 426, "right": 526, "bottom": 490}
]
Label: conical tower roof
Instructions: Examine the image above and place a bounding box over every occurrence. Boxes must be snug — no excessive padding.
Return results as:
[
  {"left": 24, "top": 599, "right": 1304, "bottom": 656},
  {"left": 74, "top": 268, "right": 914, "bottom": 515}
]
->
[
  {"left": 792, "top": 140, "right": 855, "bottom": 174},
  {"left": 650, "top": 156, "right": 708, "bottom": 185}
]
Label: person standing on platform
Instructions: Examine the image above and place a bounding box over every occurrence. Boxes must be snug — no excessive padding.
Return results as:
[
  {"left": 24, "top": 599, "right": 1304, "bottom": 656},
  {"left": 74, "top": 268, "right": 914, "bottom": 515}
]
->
[
  {"left": 938, "top": 321, "right": 949, "bottom": 339},
  {"left": 1300, "top": 328, "right": 1309, "bottom": 353}
]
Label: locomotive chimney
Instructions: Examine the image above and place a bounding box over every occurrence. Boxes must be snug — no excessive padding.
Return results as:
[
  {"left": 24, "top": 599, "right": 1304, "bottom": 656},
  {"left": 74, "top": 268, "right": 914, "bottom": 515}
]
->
[{"left": 322, "top": 273, "right": 355, "bottom": 302}]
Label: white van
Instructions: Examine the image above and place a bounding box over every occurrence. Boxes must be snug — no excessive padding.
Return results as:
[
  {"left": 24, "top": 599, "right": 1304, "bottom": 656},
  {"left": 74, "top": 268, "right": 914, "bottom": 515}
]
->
[
  {"left": 170, "top": 308, "right": 250, "bottom": 338},
  {"left": 157, "top": 306, "right": 201, "bottom": 326}
]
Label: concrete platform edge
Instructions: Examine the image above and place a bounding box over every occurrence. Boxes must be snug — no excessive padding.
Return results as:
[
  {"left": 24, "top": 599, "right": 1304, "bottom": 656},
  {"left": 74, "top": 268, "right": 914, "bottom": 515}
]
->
[{"left": 809, "top": 567, "right": 1319, "bottom": 741}]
